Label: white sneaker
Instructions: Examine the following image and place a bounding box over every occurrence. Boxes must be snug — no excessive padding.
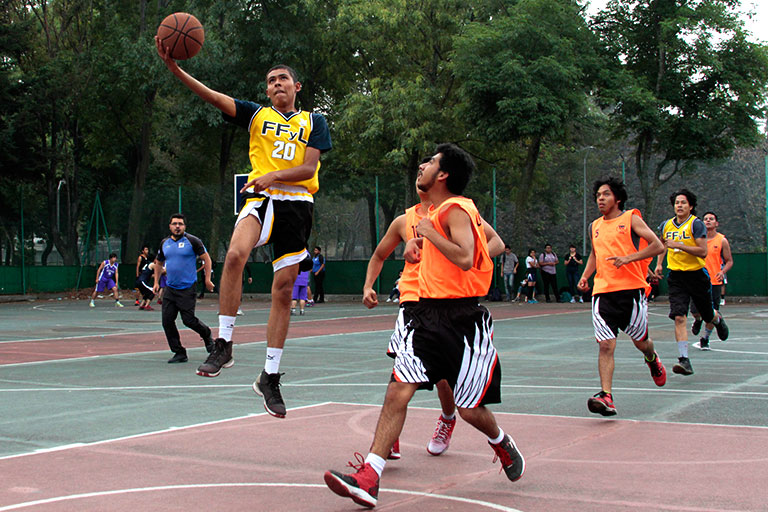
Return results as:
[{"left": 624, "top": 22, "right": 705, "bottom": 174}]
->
[
  {"left": 115, "top": 301, "right": 124, "bottom": 308},
  {"left": 386, "top": 298, "right": 392, "bottom": 302},
  {"left": 570, "top": 297, "right": 575, "bottom": 303},
  {"left": 89, "top": 300, "right": 95, "bottom": 308},
  {"left": 427, "top": 415, "right": 457, "bottom": 456},
  {"left": 579, "top": 297, "right": 584, "bottom": 303},
  {"left": 237, "top": 308, "right": 244, "bottom": 316},
  {"left": 720, "top": 298, "right": 725, "bottom": 306}
]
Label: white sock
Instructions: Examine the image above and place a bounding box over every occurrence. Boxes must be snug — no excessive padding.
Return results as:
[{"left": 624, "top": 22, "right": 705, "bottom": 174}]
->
[
  {"left": 365, "top": 453, "right": 386, "bottom": 476},
  {"left": 677, "top": 341, "right": 689, "bottom": 358},
  {"left": 488, "top": 428, "right": 505, "bottom": 445},
  {"left": 265, "top": 347, "right": 283, "bottom": 374},
  {"left": 703, "top": 327, "right": 713, "bottom": 340},
  {"left": 442, "top": 412, "right": 456, "bottom": 421},
  {"left": 218, "top": 315, "right": 236, "bottom": 341}
]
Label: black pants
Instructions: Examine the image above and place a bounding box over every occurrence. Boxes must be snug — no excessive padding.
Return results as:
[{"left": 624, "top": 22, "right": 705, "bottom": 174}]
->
[
  {"left": 162, "top": 285, "right": 211, "bottom": 355},
  {"left": 541, "top": 272, "right": 559, "bottom": 302},
  {"left": 313, "top": 271, "right": 325, "bottom": 303}
]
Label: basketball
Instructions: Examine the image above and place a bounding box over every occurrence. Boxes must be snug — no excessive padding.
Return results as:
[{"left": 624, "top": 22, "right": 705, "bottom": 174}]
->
[{"left": 156, "top": 12, "right": 204, "bottom": 60}]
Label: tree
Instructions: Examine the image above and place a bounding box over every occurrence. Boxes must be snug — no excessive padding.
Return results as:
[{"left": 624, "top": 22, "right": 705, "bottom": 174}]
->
[
  {"left": 452, "top": 0, "right": 603, "bottom": 214},
  {"left": 592, "top": 0, "right": 768, "bottom": 221}
]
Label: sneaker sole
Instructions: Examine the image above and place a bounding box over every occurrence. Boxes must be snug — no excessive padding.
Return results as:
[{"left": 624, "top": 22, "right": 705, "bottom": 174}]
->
[
  {"left": 587, "top": 398, "right": 617, "bottom": 416},
  {"left": 252, "top": 381, "right": 286, "bottom": 418},
  {"left": 426, "top": 443, "right": 449, "bottom": 456},
  {"left": 672, "top": 364, "right": 694, "bottom": 376},
  {"left": 196, "top": 358, "right": 234, "bottom": 378},
  {"left": 387, "top": 451, "right": 401, "bottom": 460},
  {"left": 323, "top": 471, "right": 377, "bottom": 508}
]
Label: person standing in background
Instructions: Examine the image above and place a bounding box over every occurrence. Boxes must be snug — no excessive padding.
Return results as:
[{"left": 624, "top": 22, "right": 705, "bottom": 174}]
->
[
  {"left": 312, "top": 246, "right": 326, "bottom": 303},
  {"left": 564, "top": 244, "right": 583, "bottom": 303},
  {"left": 538, "top": 244, "right": 560, "bottom": 303},
  {"left": 500, "top": 245, "right": 519, "bottom": 301}
]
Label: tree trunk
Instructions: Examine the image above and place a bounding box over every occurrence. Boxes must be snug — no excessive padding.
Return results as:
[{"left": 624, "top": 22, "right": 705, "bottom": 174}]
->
[
  {"left": 515, "top": 134, "right": 542, "bottom": 210},
  {"left": 209, "top": 126, "right": 236, "bottom": 263},
  {"left": 125, "top": 92, "right": 155, "bottom": 262}
]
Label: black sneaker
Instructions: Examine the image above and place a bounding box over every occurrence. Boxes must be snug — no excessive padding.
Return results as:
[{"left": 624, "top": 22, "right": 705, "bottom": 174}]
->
[
  {"left": 196, "top": 339, "right": 233, "bottom": 377},
  {"left": 699, "top": 338, "right": 711, "bottom": 351},
  {"left": 715, "top": 316, "right": 729, "bottom": 341},
  {"left": 691, "top": 318, "right": 702, "bottom": 336},
  {"left": 167, "top": 352, "right": 188, "bottom": 363},
  {"left": 672, "top": 356, "right": 694, "bottom": 375},
  {"left": 253, "top": 370, "right": 287, "bottom": 418},
  {"left": 488, "top": 434, "right": 525, "bottom": 482}
]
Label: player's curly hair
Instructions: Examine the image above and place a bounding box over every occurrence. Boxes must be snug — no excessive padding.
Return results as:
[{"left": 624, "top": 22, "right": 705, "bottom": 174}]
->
[
  {"left": 435, "top": 143, "right": 475, "bottom": 195},
  {"left": 592, "top": 176, "right": 627, "bottom": 210},
  {"left": 669, "top": 189, "right": 697, "bottom": 215}
]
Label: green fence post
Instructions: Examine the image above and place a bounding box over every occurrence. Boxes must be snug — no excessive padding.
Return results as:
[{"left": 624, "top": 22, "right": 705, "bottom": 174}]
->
[{"left": 20, "top": 189, "right": 26, "bottom": 295}]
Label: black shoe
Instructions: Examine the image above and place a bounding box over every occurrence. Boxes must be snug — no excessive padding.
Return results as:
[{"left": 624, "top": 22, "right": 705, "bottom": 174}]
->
[
  {"left": 168, "top": 352, "right": 188, "bottom": 363},
  {"left": 204, "top": 336, "right": 215, "bottom": 353},
  {"left": 298, "top": 253, "right": 313, "bottom": 272},
  {"left": 196, "top": 339, "right": 233, "bottom": 377},
  {"left": 699, "top": 338, "right": 711, "bottom": 351},
  {"left": 691, "top": 318, "right": 702, "bottom": 336},
  {"left": 715, "top": 316, "right": 729, "bottom": 341},
  {"left": 253, "top": 370, "right": 287, "bottom": 418},
  {"left": 488, "top": 434, "right": 525, "bottom": 482},
  {"left": 672, "top": 356, "right": 694, "bottom": 375}
]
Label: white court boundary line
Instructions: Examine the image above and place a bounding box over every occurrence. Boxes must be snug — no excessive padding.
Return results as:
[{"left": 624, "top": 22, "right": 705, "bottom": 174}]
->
[{"left": 0, "top": 483, "right": 523, "bottom": 512}]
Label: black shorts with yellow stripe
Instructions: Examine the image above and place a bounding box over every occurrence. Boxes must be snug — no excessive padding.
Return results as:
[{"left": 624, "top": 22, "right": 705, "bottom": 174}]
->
[{"left": 236, "top": 185, "right": 313, "bottom": 272}]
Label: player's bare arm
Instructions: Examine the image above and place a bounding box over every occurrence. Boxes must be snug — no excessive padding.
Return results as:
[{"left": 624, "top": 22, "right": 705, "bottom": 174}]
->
[
  {"left": 481, "top": 219, "right": 505, "bottom": 258},
  {"left": 154, "top": 36, "right": 236, "bottom": 117},
  {"left": 578, "top": 224, "right": 596, "bottom": 291},
  {"left": 719, "top": 238, "right": 734, "bottom": 280},
  {"left": 417, "top": 206, "right": 474, "bottom": 271},
  {"left": 200, "top": 252, "right": 215, "bottom": 292},
  {"left": 363, "top": 215, "right": 407, "bottom": 309},
  {"left": 606, "top": 215, "right": 664, "bottom": 268},
  {"left": 663, "top": 236, "right": 707, "bottom": 259},
  {"left": 95, "top": 261, "right": 105, "bottom": 283},
  {"left": 240, "top": 147, "right": 322, "bottom": 193}
]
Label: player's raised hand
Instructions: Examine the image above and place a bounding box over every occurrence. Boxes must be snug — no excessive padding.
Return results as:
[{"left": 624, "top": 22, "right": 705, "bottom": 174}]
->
[{"left": 154, "top": 36, "right": 177, "bottom": 70}]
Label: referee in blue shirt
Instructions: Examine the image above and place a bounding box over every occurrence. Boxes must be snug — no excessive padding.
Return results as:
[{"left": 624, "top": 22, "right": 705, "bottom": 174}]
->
[{"left": 154, "top": 213, "right": 215, "bottom": 363}]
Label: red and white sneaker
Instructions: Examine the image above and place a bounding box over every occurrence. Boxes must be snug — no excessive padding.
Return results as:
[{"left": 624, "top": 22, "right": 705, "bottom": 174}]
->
[
  {"left": 587, "top": 391, "right": 617, "bottom": 416},
  {"left": 645, "top": 352, "right": 666, "bottom": 386},
  {"left": 324, "top": 453, "right": 379, "bottom": 508},
  {"left": 427, "top": 415, "right": 456, "bottom": 455},
  {"left": 388, "top": 439, "right": 401, "bottom": 460}
]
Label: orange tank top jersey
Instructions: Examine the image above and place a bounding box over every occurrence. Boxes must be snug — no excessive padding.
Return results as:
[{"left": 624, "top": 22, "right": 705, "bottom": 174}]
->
[
  {"left": 398, "top": 204, "right": 425, "bottom": 303},
  {"left": 591, "top": 209, "right": 651, "bottom": 295},
  {"left": 705, "top": 233, "right": 726, "bottom": 285},
  {"left": 418, "top": 197, "right": 493, "bottom": 299}
]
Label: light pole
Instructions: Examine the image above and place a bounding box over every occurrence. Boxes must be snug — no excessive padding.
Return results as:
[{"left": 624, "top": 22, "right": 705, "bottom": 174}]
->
[
  {"left": 582, "top": 146, "right": 595, "bottom": 256},
  {"left": 56, "top": 179, "right": 66, "bottom": 233}
]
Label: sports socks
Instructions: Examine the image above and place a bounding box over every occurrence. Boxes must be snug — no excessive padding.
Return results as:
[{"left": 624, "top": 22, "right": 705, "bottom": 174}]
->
[
  {"left": 488, "top": 428, "right": 505, "bottom": 445},
  {"left": 703, "top": 327, "right": 713, "bottom": 341},
  {"left": 218, "top": 315, "right": 236, "bottom": 342},
  {"left": 677, "top": 340, "right": 689, "bottom": 358},
  {"left": 265, "top": 347, "right": 283, "bottom": 374},
  {"left": 366, "top": 453, "right": 386, "bottom": 476},
  {"left": 442, "top": 412, "right": 456, "bottom": 421}
]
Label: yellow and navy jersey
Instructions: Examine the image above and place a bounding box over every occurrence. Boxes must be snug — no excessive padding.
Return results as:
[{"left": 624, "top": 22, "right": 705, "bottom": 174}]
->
[
  {"left": 659, "top": 215, "right": 706, "bottom": 271},
  {"left": 224, "top": 100, "right": 332, "bottom": 194}
]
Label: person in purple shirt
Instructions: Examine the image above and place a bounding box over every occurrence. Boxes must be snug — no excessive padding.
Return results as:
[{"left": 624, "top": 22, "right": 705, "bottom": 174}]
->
[
  {"left": 291, "top": 270, "right": 310, "bottom": 316},
  {"left": 90, "top": 253, "right": 123, "bottom": 308}
]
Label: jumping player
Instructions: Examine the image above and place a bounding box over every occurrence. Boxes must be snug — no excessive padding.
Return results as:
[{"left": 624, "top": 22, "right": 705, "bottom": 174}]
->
[
  {"left": 655, "top": 189, "right": 729, "bottom": 375},
  {"left": 361, "top": 165, "right": 504, "bottom": 460},
  {"left": 156, "top": 39, "right": 331, "bottom": 418},
  {"left": 578, "top": 177, "right": 666, "bottom": 416},
  {"left": 690, "top": 211, "right": 733, "bottom": 350},
  {"left": 325, "top": 144, "right": 524, "bottom": 508},
  {"left": 90, "top": 253, "right": 123, "bottom": 308}
]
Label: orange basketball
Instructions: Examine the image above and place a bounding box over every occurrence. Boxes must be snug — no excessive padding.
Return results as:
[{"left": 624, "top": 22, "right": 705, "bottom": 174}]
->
[{"left": 156, "top": 12, "right": 204, "bottom": 60}]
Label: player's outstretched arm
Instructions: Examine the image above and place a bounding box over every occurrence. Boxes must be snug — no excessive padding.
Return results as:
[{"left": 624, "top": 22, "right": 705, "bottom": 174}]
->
[
  {"left": 154, "top": 36, "right": 235, "bottom": 117},
  {"left": 363, "top": 215, "right": 406, "bottom": 309}
]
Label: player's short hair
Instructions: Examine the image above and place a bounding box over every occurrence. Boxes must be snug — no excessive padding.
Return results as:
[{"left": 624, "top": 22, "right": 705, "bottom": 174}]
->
[
  {"left": 670, "top": 189, "right": 697, "bottom": 215},
  {"left": 435, "top": 143, "right": 475, "bottom": 195},
  {"left": 170, "top": 213, "right": 186, "bottom": 223},
  {"left": 528, "top": 248, "right": 535, "bottom": 255},
  {"left": 544, "top": 243, "right": 552, "bottom": 249},
  {"left": 593, "top": 176, "right": 627, "bottom": 210},
  {"left": 267, "top": 64, "right": 299, "bottom": 83},
  {"left": 314, "top": 246, "right": 322, "bottom": 252},
  {"left": 108, "top": 253, "right": 117, "bottom": 259},
  {"left": 703, "top": 211, "right": 718, "bottom": 221},
  {"left": 569, "top": 244, "right": 576, "bottom": 249}
]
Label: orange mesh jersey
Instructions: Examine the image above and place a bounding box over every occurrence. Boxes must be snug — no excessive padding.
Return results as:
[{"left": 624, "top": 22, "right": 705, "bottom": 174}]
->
[
  {"left": 591, "top": 209, "right": 651, "bottom": 295},
  {"left": 398, "top": 204, "right": 425, "bottom": 303},
  {"left": 705, "top": 233, "right": 726, "bottom": 285},
  {"left": 418, "top": 197, "right": 493, "bottom": 299}
]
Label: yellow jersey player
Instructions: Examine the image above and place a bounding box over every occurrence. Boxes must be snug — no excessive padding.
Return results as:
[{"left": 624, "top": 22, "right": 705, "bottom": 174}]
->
[{"left": 156, "top": 39, "right": 331, "bottom": 417}]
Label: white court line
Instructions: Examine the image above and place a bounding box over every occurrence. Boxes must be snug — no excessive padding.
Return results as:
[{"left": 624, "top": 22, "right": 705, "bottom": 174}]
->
[
  {"left": 0, "top": 483, "right": 523, "bottom": 512},
  {"left": 4, "top": 382, "right": 768, "bottom": 399},
  {"left": 0, "top": 312, "right": 397, "bottom": 345},
  {"left": 0, "top": 402, "right": 332, "bottom": 462}
]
